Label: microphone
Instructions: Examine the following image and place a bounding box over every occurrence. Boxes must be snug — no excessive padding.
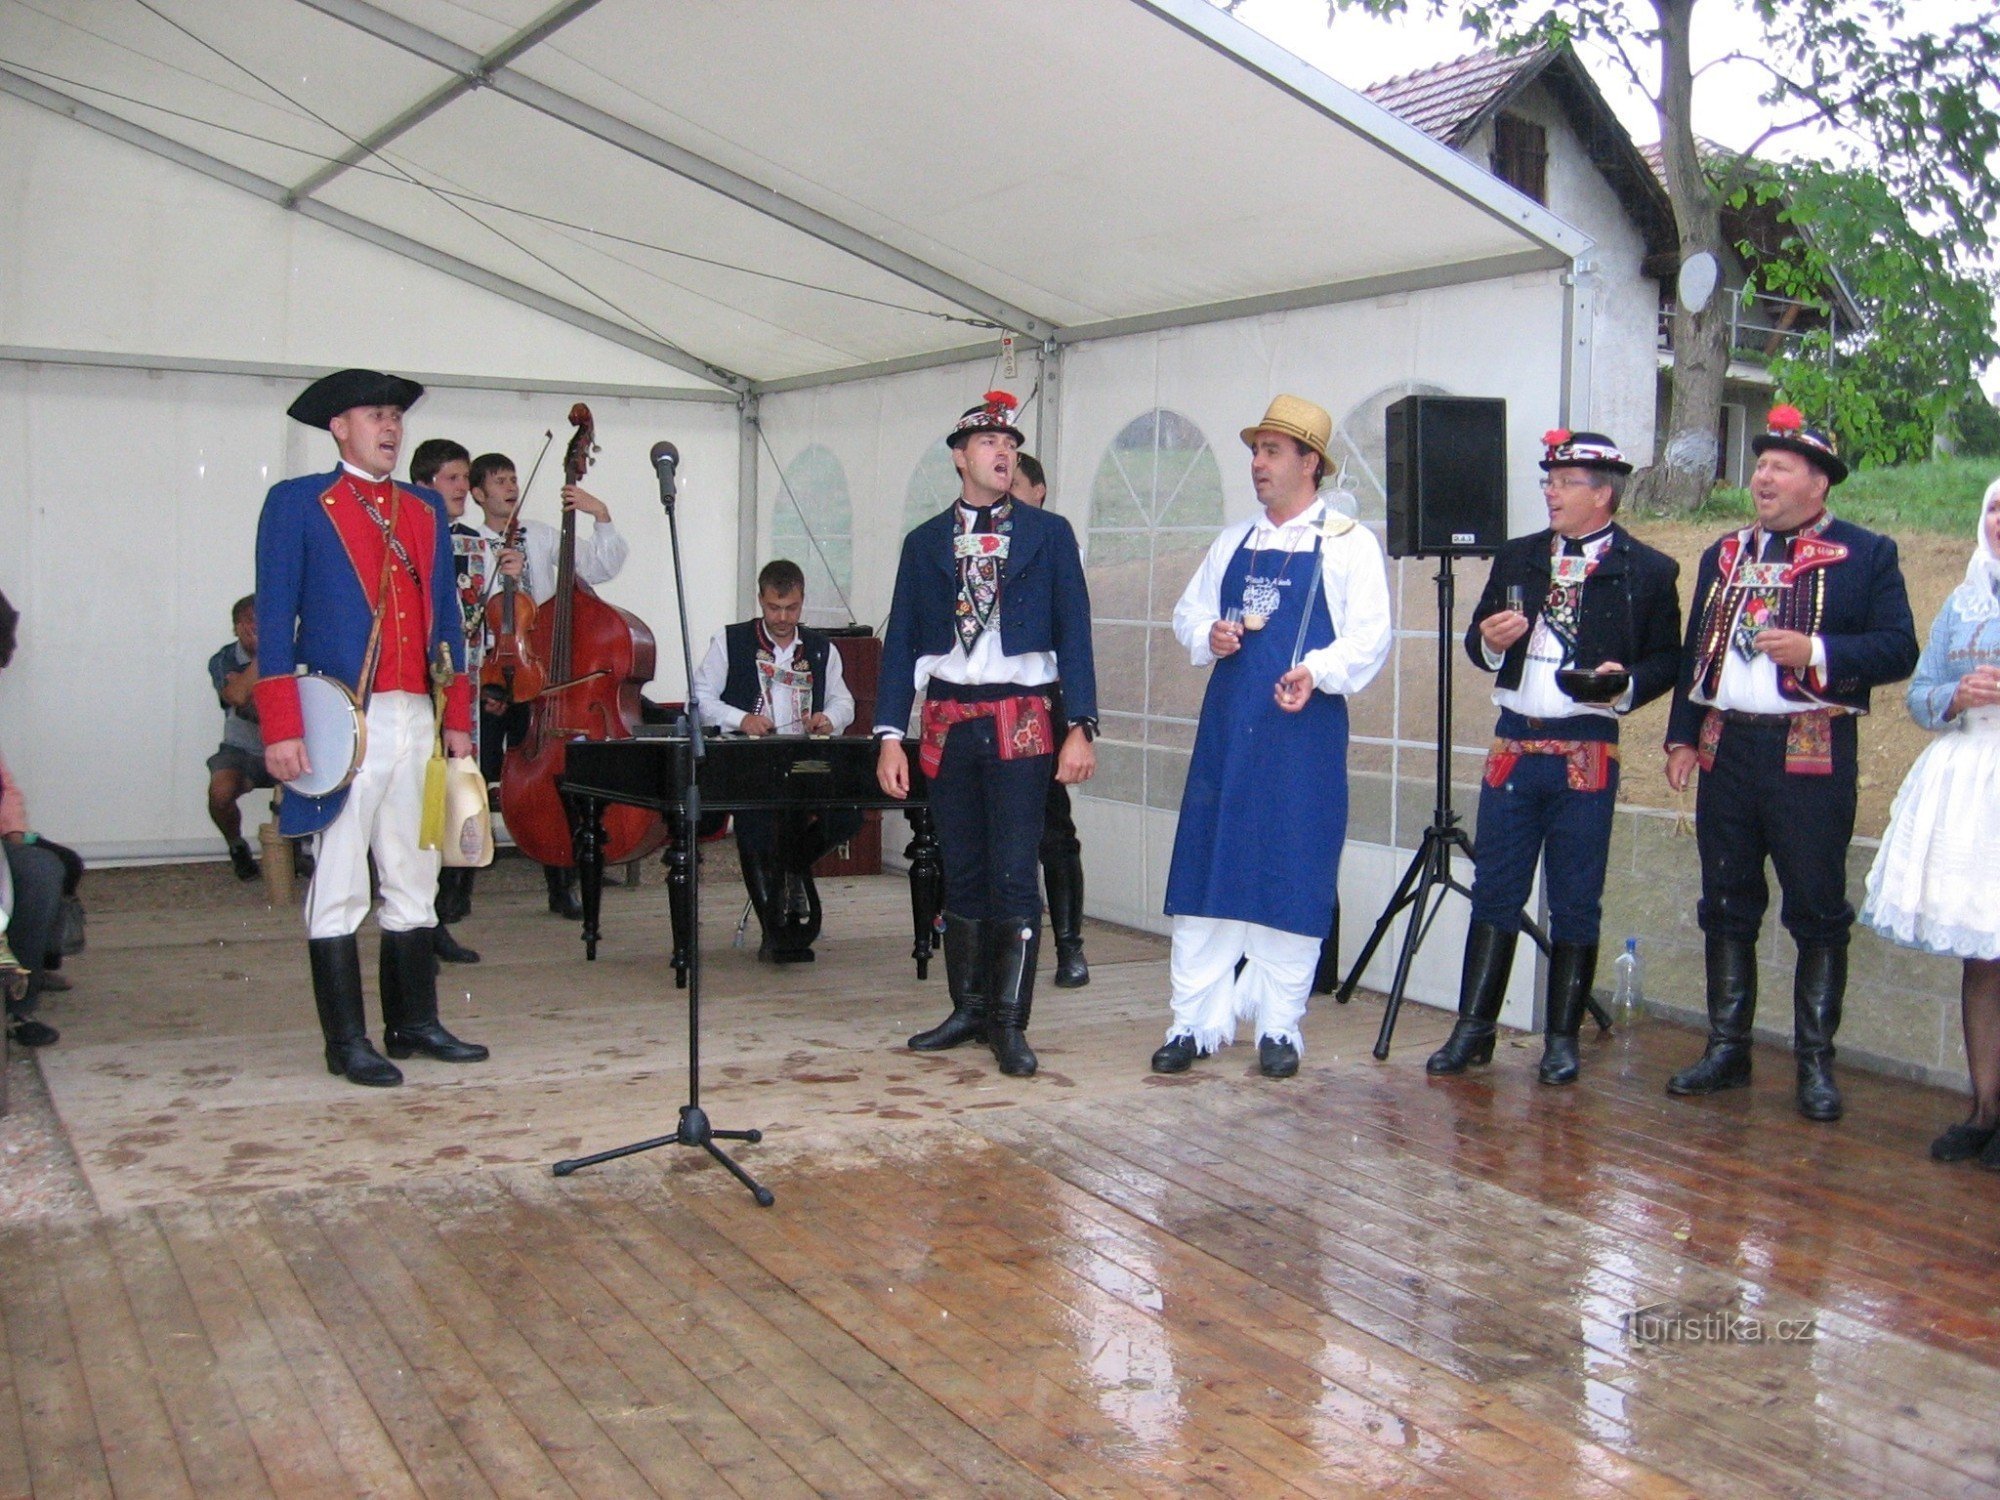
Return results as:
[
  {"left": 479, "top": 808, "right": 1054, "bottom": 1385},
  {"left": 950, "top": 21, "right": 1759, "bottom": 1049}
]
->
[{"left": 650, "top": 440, "right": 680, "bottom": 504}]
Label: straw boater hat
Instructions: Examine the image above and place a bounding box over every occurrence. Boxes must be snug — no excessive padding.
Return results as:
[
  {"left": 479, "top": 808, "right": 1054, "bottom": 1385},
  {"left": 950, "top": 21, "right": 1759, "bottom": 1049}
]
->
[
  {"left": 1539, "top": 428, "right": 1633, "bottom": 476},
  {"left": 287, "top": 368, "right": 425, "bottom": 430},
  {"left": 1749, "top": 403, "right": 1848, "bottom": 485},
  {"left": 947, "top": 389, "right": 1025, "bottom": 449},
  {"left": 1240, "top": 395, "right": 1334, "bottom": 468}
]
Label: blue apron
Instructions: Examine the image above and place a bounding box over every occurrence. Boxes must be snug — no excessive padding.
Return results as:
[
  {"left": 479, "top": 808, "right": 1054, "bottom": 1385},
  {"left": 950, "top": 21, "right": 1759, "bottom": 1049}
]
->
[{"left": 1164, "top": 533, "right": 1349, "bottom": 937}]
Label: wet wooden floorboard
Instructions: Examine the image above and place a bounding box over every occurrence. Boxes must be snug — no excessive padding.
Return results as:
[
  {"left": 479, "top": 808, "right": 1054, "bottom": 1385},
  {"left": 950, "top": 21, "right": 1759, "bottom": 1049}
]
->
[{"left": 5, "top": 860, "right": 1998, "bottom": 1496}]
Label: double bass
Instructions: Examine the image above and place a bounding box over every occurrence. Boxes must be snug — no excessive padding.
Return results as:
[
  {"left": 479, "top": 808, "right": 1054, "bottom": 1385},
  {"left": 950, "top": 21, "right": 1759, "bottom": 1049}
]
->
[{"left": 500, "top": 404, "right": 669, "bottom": 868}]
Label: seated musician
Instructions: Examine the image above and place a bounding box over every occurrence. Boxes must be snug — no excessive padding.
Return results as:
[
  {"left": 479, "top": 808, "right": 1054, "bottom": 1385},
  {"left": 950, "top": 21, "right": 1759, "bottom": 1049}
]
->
[
  {"left": 691, "top": 559, "right": 861, "bottom": 963},
  {"left": 205, "top": 594, "right": 273, "bottom": 881}
]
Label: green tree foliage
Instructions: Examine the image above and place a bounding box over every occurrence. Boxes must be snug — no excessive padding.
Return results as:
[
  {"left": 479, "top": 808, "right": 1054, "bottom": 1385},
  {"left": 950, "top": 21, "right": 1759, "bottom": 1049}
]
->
[
  {"left": 1304, "top": 0, "right": 2000, "bottom": 508},
  {"left": 1737, "top": 159, "right": 2000, "bottom": 468}
]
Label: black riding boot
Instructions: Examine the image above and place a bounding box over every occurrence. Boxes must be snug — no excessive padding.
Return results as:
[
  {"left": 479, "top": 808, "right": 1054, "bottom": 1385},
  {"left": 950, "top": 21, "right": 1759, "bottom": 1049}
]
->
[
  {"left": 987, "top": 918, "right": 1041, "bottom": 1077},
  {"left": 1667, "top": 935, "right": 1757, "bottom": 1096},
  {"left": 909, "top": 915, "right": 989, "bottom": 1050},
  {"left": 431, "top": 923, "right": 480, "bottom": 964},
  {"left": 738, "top": 842, "right": 806, "bottom": 962},
  {"left": 543, "top": 864, "right": 583, "bottom": 920},
  {"left": 1043, "top": 844, "right": 1089, "bottom": 988},
  {"left": 1794, "top": 943, "right": 1846, "bottom": 1122},
  {"left": 1537, "top": 941, "right": 1598, "bottom": 1086},
  {"left": 380, "top": 928, "right": 490, "bottom": 1063},
  {"left": 1426, "top": 923, "right": 1518, "bottom": 1074},
  {"left": 309, "top": 935, "right": 400, "bottom": 1086},
  {"left": 436, "top": 867, "right": 475, "bottom": 925}
]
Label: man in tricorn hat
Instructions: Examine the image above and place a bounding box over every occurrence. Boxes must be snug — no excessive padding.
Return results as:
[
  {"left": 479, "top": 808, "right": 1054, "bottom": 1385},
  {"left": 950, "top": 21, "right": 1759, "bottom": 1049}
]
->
[
  {"left": 1153, "top": 395, "right": 1391, "bottom": 1079},
  {"left": 1663, "top": 404, "right": 1918, "bottom": 1120},
  {"left": 1426, "top": 428, "right": 1682, "bottom": 1085},
  {"left": 876, "top": 391, "right": 1098, "bottom": 1078},
  {"left": 256, "top": 369, "right": 488, "bottom": 1086}
]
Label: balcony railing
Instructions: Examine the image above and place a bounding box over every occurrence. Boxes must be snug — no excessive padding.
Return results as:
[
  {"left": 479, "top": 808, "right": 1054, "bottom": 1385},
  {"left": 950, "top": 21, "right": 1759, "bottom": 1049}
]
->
[{"left": 1657, "top": 290, "right": 1841, "bottom": 368}]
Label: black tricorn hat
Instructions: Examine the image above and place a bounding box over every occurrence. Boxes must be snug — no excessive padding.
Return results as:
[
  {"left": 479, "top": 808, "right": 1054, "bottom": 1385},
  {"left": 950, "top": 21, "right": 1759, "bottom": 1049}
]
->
[{"left": 287, "top": 368, "right": 425, "bottom": 430}]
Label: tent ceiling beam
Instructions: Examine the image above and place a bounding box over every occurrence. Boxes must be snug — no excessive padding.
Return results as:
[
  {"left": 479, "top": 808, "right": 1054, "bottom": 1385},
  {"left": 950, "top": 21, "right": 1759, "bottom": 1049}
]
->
[
  {"left": 1052, "top": 248, "right": 1575, "bottom": 346},
  {"left": 0, "top": 345, "right": 735, "bottom": 402},
  {"left": 293, "top": 0, "right": 1062, "bottom": 342},
  {"left": 751, "top": 339, "right": 1005, "bottom": 397},
  {"left": 0, "top": 67, "right": 748, "bottom": 392},
  {"left": 285, "top": 0, "right": 608, "bottom": 205}
]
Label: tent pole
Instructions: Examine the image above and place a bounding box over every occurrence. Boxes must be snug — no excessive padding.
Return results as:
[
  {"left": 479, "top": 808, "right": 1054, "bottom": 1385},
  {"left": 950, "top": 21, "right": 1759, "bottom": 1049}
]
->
[
  {"left": 1037, "top": 340, "right": 1065, "bottom": 516},
  {"left": 737, "top": 394, "right": 761, "bottom": 620}
]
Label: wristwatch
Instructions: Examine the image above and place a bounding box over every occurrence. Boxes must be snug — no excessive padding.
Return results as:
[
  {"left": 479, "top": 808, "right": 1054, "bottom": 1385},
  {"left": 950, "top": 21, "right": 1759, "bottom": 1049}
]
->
[{"left": 1070, "top": 717, "right": 1098, "bottom": 742}]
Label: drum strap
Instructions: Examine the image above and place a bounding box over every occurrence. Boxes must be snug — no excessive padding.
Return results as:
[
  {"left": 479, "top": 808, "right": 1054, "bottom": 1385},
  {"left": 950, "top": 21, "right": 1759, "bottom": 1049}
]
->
[{"left": 353, "top": 489, "right": 404, "bottom": 710}]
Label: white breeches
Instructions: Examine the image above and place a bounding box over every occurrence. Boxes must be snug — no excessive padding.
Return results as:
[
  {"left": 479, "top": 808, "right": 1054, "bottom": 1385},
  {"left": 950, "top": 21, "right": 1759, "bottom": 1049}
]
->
[
  {"left": 1166, "top": 916, "right": 1320, "bottom": 1052},
  {"left": 305, "top": 691, "right": 440, "bottom": 939}
]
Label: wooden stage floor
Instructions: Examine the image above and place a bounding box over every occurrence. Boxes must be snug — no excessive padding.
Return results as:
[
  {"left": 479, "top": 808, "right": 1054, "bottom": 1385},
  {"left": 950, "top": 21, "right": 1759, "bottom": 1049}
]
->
[{"left": 6, "top": 856, "right": 2000, "bottom": 1497}]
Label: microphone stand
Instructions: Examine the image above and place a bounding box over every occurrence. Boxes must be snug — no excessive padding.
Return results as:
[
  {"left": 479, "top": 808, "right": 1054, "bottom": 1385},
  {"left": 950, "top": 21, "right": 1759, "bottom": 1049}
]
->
[{"left": 552, "top": 459, "right": 774, "bottom": 1206}]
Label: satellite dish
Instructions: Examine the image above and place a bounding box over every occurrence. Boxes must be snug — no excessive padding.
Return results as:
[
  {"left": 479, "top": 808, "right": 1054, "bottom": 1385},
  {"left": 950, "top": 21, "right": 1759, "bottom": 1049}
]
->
[{"left": 1678, "top": 252, "right": 1719, "bottom": 314}]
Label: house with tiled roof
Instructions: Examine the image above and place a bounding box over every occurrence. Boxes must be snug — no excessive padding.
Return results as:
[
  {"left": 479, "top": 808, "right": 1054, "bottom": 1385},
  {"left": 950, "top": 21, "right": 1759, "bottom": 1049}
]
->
[{"left": 1367, "top": 45, "right": 1858, "bottom": 485}]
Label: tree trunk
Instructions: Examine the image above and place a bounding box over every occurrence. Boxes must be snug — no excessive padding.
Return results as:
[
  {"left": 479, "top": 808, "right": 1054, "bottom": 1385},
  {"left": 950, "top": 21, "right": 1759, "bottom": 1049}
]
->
[{"left": 1629, "top": 0, "right": 1731, "bottom": 514}]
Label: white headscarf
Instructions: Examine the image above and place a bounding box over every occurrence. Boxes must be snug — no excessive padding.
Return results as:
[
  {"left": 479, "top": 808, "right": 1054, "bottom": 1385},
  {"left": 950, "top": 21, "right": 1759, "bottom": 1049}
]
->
[{"left": 1953, "top": 476, "right": 2000, "bottom": 622}]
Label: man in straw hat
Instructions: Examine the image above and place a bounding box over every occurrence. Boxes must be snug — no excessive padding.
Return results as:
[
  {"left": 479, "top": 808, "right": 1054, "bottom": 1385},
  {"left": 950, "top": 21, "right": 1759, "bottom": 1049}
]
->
[
  {"left": 256, "top": 369, "right": 489, "bottom": 1087},
  {"left": 876, "top": 391, "right": 1098, "bottom": 1078},
  {"left": 1662, "top": 404, "right": 1918, "bottom": 1120},
  {"left": 1153, "top": 395, "right": 1391, "bottom": 1079},
  {"left": 1426, "top": 429, "right": 1682, "bottom": 1086}
]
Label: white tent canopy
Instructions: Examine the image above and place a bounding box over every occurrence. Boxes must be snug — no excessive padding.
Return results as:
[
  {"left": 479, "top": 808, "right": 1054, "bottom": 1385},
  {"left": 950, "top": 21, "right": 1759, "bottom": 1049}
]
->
[{"left": 2, "top": 0, "right": 1593, "bottom": 1018}]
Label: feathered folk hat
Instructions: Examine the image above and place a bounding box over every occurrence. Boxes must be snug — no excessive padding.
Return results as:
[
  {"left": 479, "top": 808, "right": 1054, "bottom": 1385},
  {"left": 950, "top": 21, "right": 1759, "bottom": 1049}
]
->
[
  {"left": 287, "top": 368, "right": 425, "bottom": 429},
  {"left": 947, "top": 389, "right": 1025, "bottom": 449},
  {"left": 1539, "top": 428, "right": 1633, "bottom": 475},
  {"left": 1749, "top": 403, "right": 1847, "bottom": 485}
]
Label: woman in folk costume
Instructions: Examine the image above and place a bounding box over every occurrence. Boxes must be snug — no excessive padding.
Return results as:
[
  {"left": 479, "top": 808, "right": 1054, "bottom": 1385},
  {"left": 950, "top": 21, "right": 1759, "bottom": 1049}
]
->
[
  {"left": 256, "top": 369, "right": 487, "bottom": 1087},
  {"left": 876, "top": 391, "right": 1098, "bottom": 1078},
  {"left": 1154, "top": 396, "right": 1392, "bottom": 1079},
  {"left": 1863, "top": 478, "right": 2000, "bottom": 1164}
]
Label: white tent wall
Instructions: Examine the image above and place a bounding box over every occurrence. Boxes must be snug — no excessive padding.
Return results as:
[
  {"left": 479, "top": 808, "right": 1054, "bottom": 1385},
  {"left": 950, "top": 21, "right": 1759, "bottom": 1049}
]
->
[
  {"left": 758, "top": 271, "right": 1571, "bottom": 1020},
  {"left": 0, "top": 93, "right": 710, "bottom": 390},
  {"left": 0, "top": 364, "right": 737, "bottom": 863}
]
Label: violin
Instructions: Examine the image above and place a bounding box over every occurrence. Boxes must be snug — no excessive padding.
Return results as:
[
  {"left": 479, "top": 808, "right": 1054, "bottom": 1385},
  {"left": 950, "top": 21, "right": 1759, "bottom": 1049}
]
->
[
  {"left": 499, "top": 403, "right": 669, "bottom": 870},
  {"left": 479, "top": 510, "right": 545, "bottom": 704}
]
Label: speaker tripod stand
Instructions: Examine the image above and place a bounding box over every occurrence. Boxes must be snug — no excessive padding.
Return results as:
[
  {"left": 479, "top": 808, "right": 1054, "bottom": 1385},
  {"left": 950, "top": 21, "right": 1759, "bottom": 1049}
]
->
[{"left": 1334, "top": 553, "right": 1612, "bottom": 1059}]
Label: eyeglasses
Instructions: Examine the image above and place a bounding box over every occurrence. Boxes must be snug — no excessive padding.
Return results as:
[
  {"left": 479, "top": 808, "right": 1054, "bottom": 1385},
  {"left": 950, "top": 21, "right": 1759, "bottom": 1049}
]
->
[{"left": 1541, "top": 476, "right": 1604, "bottom": 492}]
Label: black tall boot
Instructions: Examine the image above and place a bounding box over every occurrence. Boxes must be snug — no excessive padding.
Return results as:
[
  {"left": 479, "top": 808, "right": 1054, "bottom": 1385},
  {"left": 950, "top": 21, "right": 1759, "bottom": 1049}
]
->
[
  {"left": 432, "top": 923, "right": 480, "bottom": 964},
  {"left": 1426, "top": 923, "right": 1518, "bottom": 1074},
  {"left": 544, "top": 864, "right": 583, "bottom": 920},
  {"left": 1043, "top": 844, "right": 1090, "bottom": 989},
  {"left": 1794, "top": 943, "right": 1846, "bottom": 1122},
  {"left": 436, "top": 867, "right": 475, "bottom": 925},
  {"left": 380, "top": 928, "right": 490, "bottom": 1063},
  {"left": 309, "top": 935, "right": 400, "bottom": 1086},
  {"left": 738, "top": 842, "right": 804, "bottom": 962},
  {"left": 1667, "top": 935, "right": 1757, "bottom": 1096},
  {"left": 909, "top": 914, "right": 988, "bottom": 1050},
  {"left": 1537, "top": 942, "right": 1598, "bottom": 1086},
  {"left": 987, "top": 918, "right": 1041, "bottom": 1077}
]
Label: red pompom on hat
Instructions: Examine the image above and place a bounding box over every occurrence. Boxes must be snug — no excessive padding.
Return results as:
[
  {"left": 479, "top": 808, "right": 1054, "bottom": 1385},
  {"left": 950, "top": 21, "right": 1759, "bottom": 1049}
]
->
[
  {"left": 1766, "top": 404, "right": 1804, "bottom": 432},
  {"left": 1750, "top": 401, "right": 1846, "bottom": 484},
  {"left": 948, "top": 389, "right": 1025, "bottom": 448},
  {"left": 1542, "top": 427, "right": 1572, "bottom": 448}
]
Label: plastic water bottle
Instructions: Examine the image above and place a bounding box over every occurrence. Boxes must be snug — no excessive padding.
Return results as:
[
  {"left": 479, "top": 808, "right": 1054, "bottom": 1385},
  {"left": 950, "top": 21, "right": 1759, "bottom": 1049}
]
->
[{"left": 1611, "top": 937, "right": 1643, "bottom": 1024}]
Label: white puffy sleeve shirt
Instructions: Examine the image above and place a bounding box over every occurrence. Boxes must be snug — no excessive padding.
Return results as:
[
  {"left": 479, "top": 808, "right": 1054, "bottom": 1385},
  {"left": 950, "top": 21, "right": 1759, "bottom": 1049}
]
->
[{"left": 1172, "top": 498, "right": 1393, "bottom": 697}]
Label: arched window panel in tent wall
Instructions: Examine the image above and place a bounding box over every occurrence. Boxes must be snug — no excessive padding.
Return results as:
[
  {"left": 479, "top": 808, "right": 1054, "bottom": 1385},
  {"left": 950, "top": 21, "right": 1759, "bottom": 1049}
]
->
[
  {"left": 1333, "top": 382, "right": 1498, "bottom": 852},
  {"left": 1084, "top": 408, "right": 1225, "bottom": 813},
  {"left": 903, "top": 442, "right": 960, "bottom": 536},
  {"left": 773, "top": 444, "right": 854, "bottom": 628}
]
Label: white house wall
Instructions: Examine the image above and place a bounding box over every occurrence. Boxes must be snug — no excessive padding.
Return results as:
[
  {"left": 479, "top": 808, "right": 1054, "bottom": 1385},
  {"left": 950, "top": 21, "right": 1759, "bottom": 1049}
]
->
[
  {"left": 1460, "top": 89, "right": 1658, "bottom": 461},
  {"left": 757, "top": 272, "right": 1568, "bottom": 1021},
  {"left": 0, "top": 363, "right": 737, "bottom": 862}
]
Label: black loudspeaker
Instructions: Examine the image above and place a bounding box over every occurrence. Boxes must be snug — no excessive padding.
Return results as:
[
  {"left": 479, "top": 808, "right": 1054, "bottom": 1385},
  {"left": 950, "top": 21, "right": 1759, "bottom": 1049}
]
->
[{"left": 1384, "top": 396, "right": 1508, "bottom": 558}]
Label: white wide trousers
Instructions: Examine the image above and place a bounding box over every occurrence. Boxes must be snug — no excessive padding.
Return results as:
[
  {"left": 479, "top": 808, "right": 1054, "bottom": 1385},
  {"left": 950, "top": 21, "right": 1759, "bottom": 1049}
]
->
[{"left": 305, "top": 691, "right": 440, "bottom": 939}]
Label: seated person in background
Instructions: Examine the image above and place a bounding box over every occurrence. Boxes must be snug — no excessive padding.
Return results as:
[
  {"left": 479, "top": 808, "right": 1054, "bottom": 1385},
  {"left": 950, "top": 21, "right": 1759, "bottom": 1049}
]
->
[
  {"left": 0, "top": 588, "right": 63, "bottom": 1046},
  {"left": 206, "top": 594, "right": 273, "bottom": 880},
  {"left": 692, "top": 559, "right": 860, "bottom": 962}
]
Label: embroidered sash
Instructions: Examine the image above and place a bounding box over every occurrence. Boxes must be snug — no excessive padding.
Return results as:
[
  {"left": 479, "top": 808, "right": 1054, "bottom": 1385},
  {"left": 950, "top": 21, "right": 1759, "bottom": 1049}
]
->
[
  {"left": 917, "top": 692, "right": 1053, "bottom": 778},
  {"left": 1484, "top": 738, "right": 1618, "bottom": 793}
]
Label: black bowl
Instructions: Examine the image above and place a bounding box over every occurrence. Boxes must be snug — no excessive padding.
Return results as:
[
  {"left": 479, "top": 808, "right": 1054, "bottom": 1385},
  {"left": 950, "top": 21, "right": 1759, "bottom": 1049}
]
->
[{"left": 1555, "top": 668, "right": 1631, "bottom": 704}]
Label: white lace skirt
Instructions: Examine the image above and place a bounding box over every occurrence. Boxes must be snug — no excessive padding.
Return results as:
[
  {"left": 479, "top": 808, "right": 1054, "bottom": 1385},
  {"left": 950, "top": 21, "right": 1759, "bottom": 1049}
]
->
[{"left": 1862, "top": 710, "right": 2000, "bottom": 960}]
